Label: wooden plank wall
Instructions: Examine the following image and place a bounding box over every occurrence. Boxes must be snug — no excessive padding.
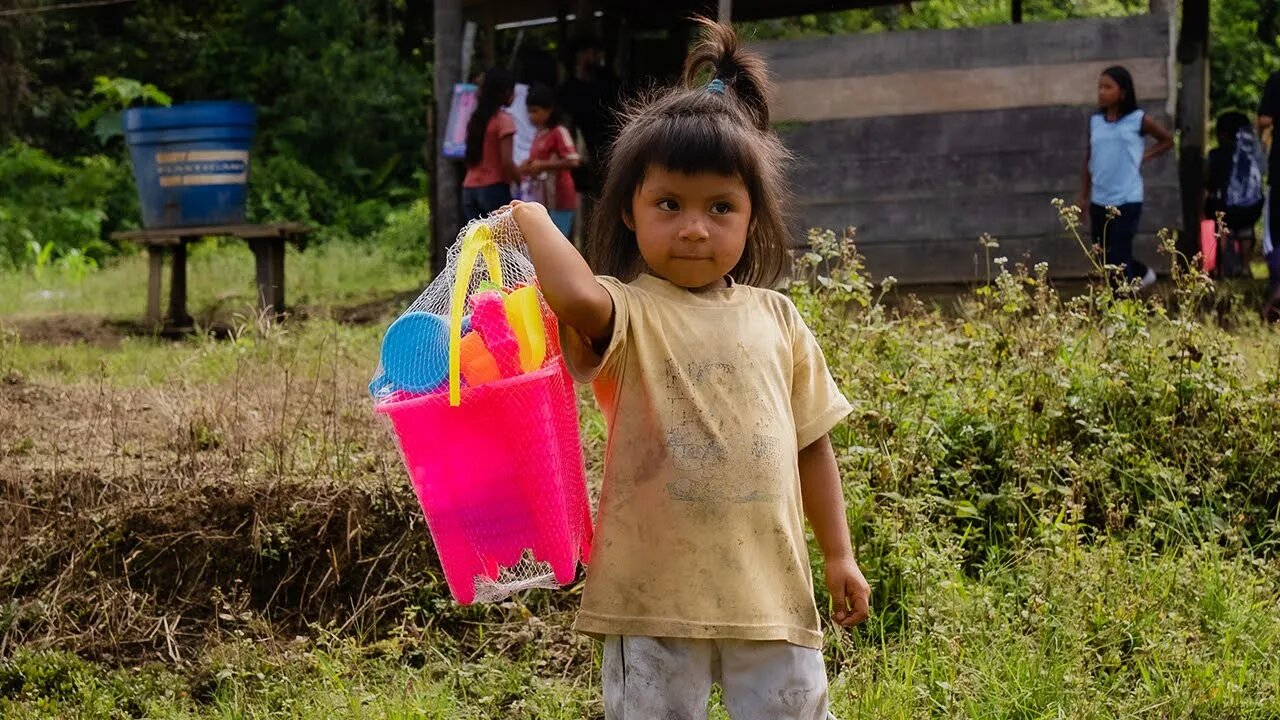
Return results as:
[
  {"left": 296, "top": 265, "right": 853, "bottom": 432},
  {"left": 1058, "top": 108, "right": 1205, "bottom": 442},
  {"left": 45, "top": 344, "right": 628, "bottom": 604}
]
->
[{"left": 754, "top": 14, "right": 1177, "bottom": 284}]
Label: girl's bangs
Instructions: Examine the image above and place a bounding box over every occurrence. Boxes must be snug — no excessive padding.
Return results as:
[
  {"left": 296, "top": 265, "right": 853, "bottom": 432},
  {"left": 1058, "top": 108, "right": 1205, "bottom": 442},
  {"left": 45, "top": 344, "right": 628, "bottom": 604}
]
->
[{"left": 638, "top": 114, "right": 756, "bottom": 179}]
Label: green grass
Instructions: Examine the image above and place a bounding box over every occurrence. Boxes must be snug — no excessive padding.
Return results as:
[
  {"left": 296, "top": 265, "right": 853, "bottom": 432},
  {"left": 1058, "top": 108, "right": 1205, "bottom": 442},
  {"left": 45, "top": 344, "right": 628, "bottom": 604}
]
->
[
  {"left": 2, "top": 541, "right": 1277, "bottom": 718},
  {"left": 0, "top": 317, "right": 383, "bottom": 387},
  {"left": 3, "top": 224, "right": 1280, "bottom": 717},
  {"left": 0, "top": 641, "right": 600, "bottom": 719},
  {"left": 0, "top": 238, "right": 428, "bottom": 319}
]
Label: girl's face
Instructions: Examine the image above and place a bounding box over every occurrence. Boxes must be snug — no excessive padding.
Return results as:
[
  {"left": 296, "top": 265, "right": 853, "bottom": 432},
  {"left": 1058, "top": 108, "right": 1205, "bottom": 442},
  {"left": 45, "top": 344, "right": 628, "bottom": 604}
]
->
[
  {"left": 1097, "top": 74, "right": 1123, "bottom": 110},
  {"left": 527, "top": 105, "right": 551, "bottom": 128},
  {"left": 626, "top": 165, "right": 752, "bottom": 291}
]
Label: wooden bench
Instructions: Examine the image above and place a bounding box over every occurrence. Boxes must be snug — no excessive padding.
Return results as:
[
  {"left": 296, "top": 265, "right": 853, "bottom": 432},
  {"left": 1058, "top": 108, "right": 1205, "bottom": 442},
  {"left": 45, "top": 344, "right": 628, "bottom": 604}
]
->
[{"left": 112, "top": 223, "right": 310, "bottom": 330}]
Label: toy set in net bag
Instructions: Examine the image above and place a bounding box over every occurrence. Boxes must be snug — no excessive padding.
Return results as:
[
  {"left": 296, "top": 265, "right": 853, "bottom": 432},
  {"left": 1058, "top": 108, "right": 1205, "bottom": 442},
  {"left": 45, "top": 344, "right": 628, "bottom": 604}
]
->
[{"left": 371, "top": 214, "right": 592, "bottom": 604}]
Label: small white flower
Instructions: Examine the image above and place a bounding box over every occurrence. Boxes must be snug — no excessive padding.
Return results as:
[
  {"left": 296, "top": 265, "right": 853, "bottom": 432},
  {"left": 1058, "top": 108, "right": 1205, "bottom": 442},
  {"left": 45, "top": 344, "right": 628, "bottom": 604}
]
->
[{"left": 994, "top": 256, "right": 1008, "bottom": 266}]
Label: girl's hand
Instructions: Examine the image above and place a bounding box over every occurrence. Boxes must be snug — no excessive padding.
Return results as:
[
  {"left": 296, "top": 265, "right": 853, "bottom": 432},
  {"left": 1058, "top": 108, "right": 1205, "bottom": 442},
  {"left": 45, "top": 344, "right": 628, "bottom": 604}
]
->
[
  {"left": 510, "top": 199, "right": 549, "bottom": 224},
  {"left": 496, "top": 200, "right": 552, "bottom": 245},
  {"left": 493, "top": 199, "right": 541, "bottom": 218},
  {"left": 824, "top": 556, "right": 870, "bottom": 628},
  {"left": 487, "top": 200, "right": 537, "bottom": 244}
]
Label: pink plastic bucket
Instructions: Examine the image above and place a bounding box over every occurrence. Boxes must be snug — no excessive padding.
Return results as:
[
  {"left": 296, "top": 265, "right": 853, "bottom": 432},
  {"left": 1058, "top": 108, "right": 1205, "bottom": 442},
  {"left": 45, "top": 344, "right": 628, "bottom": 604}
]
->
[{"left": 377, "top": 357, "right": 590, "bottom": 604}]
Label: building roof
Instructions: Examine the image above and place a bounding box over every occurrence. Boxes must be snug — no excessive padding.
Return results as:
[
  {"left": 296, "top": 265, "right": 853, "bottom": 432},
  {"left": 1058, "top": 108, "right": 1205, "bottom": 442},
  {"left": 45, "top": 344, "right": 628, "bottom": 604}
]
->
[{"left": 465, "top": 0, "right": 897, "bottom": 28}]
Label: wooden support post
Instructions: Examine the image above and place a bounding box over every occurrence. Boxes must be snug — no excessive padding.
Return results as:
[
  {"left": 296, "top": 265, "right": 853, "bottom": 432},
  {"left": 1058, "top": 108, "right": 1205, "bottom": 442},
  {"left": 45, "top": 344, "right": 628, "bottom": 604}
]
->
[
  {"left": 252, "top": 237, "right": 287, "bottom": 316},
  {"left": 432, "top": 0, "right": 464, "bottom": 277},
  {"left": 169, "top": 238, "right": 191, "bottom": 328},
  {"left": 1177, "top": 0, "right": 1209, "bottom": 269},
  {"left": 1011, "top": 0, "right": 1023, "bottom": 24},
  {"left": 719, "top": 0, "right": 732, "bottom": 23},
  {"left": 482, "top": 1, "right": 496, "bottom": 69},
  {"left": 269, "top": 238, "right": 286, "bottom": 314},
  {"left": 557, "top": 0, "right": 570, "bottom": 71},
  {"left": 146, "top": 246, "right": 164, "bottom": 328}
]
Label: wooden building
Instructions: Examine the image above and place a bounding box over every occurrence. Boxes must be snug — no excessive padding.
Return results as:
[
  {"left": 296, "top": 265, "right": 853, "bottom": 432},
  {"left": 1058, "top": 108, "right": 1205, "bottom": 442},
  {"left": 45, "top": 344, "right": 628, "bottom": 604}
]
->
[{"left": 429, "top": 0, "right": 1209, "bottom": 284}]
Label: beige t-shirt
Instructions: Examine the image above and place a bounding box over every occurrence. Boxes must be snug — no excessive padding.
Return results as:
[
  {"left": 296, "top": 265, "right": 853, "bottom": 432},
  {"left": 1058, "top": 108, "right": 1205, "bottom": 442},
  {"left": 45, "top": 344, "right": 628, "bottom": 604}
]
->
[{"left": 563, "top": 273, "right": 852, "bottom": 649}]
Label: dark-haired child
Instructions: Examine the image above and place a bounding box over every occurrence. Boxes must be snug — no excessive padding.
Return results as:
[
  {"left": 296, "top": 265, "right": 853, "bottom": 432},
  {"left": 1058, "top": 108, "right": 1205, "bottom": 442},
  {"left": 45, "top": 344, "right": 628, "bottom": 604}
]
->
[
  {"left": 1079, "top": 65, "right": 1174, "bottom": 289},
  {"left": 1206, "top": 110, "right": 1265, "bottom": 277},
  {"left": 520, "top": 84, "right": 580, "bottom": 237},
  {"left": 505, "top": 19, "right": 867, "bottom": 720},
  {"left": 461, "top": 67, "right": 518, "bottom": 221}
]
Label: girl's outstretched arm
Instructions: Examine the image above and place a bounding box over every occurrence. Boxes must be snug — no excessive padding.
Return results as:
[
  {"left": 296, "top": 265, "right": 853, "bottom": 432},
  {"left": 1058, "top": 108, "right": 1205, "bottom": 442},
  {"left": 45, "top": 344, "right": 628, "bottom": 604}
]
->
[
  {"left": 1142, "top": 115, "right": 1174, "bottom": 162},
  {"left": 507, "top": 200, "right": 614, "bottom": 343},
  {"left": 799, "top": 434, "right": 871, "bottom": 628}
]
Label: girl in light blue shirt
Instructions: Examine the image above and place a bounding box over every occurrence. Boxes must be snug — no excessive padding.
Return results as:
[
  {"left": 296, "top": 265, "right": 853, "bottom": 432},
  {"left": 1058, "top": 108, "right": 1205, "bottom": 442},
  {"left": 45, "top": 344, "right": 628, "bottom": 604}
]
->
[{"left": 1079, "top": 65, "right": 1174, "bottom": 289}]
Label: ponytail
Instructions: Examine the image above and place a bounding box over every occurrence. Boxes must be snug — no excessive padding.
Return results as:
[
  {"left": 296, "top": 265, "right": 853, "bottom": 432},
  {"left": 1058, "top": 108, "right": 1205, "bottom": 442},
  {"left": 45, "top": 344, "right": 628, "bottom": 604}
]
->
[{"left": 681, "top": 16, "right": 773, "bottom": 131}]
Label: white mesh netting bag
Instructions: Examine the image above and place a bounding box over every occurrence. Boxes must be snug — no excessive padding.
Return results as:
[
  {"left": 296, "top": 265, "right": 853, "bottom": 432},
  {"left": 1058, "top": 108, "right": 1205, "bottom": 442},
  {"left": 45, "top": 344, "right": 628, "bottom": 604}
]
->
[{"left": 371, "top": 213, "right": 592, "bottom": 604}]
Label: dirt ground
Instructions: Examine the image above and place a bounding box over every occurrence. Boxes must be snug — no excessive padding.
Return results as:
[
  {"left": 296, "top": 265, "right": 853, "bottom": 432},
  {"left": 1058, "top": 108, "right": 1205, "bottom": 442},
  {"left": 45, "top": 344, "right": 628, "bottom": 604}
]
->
[{"left": 0, "top": 307, "right": 586, "bottom": 666}]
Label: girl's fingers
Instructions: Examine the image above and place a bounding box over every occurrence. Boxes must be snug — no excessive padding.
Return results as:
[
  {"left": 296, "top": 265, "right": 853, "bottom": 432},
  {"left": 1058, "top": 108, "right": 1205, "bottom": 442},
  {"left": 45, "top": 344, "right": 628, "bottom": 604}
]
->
[
  {"left": 847, "top": 582, "right": 870, "bottom": 625},
  {"left": 830, "top": 578, "right": 858, "bottom": 627}
]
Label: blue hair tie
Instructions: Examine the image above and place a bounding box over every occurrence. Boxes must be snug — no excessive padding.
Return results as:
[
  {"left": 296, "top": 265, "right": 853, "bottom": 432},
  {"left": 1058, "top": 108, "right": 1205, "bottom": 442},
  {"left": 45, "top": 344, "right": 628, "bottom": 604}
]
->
[{"left": 706, "top": 78, "right": 726, "bottom": 96}]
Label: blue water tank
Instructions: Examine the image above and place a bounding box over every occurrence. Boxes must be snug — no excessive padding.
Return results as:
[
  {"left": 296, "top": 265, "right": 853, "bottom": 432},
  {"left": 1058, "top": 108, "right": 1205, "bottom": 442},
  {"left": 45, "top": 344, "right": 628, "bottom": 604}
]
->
[{"left": 123, "top": 101, "right": 256, "bottom": 228}]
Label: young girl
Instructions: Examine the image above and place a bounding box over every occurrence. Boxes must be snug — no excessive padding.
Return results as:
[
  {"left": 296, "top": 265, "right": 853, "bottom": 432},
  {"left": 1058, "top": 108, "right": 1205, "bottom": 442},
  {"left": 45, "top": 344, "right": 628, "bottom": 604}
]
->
[
  {"left": 520, "top": 84, "right": 580, "bottom": 237},
  {"left": 1079, "top": 65, "right": 1174, "bottom": 289},
  {"left": 1205, "top": 110, "right": 1265, "bottom": 277},
  {"left": 461, "top": 67, "right": 518, "bottom": 221},
  {"left": 505, "top": 19, "right": 869, "bottom": 719}
]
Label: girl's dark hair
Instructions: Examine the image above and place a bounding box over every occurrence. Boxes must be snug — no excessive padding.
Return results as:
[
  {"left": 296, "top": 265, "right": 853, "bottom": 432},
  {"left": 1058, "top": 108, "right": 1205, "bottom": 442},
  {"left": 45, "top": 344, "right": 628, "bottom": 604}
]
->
[
  {"left": 1100, "top": 65, "right": 1139, "bottom": 117},
  {"left": 1216, "top": 110, "right": 1251, "bottom": 146},
  {"left": 587, "top": 17, "right": 791, "bottom": 287},
  {"left": 526, "top": 83, "right": 561, "bottom": 128},
  {"left": 465, "top": 66, "right": 516, "bottom": 167}
]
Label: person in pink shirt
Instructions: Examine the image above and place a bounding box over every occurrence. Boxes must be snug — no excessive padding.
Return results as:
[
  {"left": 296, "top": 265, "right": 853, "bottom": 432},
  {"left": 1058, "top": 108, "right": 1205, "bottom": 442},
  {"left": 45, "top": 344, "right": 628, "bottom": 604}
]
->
[
  {"left": 462, "top": 67, "right": 518, "bottom": 221},
  {"left": 520, "top": 84, "right": 580, "bottom": 237}
]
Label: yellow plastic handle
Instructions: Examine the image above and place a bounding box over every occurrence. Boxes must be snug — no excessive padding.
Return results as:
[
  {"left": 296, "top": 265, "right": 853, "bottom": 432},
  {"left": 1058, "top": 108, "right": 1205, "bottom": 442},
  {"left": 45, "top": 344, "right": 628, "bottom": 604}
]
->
[
  {"left": 449, "top": 223, "right": 504, "bottom": 406},
  {"left": 504, "top": 285, "right": 546, "bottom": 372}
]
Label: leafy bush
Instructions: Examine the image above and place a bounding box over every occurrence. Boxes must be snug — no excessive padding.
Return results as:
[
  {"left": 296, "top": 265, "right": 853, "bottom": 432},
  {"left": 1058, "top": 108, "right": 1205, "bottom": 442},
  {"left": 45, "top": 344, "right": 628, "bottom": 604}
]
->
[
  {"left": 74, "top": 76, "right": 171, "bottom": 144},
  {"left": 790, "top": 204, "right": 1280, "bottom": 632},
  {"left": 2, "top": 1, "right": 431, "bottom": 275},
  {"left": 0, "top": 143, "right": 136, "bottom": 272},
  {"left": 369, "top": 198, "right": 431, "bottom": 265}
]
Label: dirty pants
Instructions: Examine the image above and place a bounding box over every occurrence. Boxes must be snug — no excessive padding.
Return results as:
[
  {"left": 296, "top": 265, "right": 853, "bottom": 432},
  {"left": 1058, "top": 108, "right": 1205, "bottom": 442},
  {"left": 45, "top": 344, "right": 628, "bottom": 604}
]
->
[{"left": 603, "top": 636, "right": 837, "bottom": 720}]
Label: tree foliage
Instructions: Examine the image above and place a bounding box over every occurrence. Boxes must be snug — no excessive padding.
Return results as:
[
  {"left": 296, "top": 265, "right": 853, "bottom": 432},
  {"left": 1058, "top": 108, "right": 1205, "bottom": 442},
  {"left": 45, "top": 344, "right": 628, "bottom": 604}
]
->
[
  {"left": 2, "top": 0, "right": 431, "bottom": 261},
  {"left": 740, "top": 0, "right": 1149, "bottom": 39},
  {"left": 1211, "top": 0, "right": 1280, "bottom": 114},
  {"left": 4, "top": 0, "right": 1280, "bottom": 273}
]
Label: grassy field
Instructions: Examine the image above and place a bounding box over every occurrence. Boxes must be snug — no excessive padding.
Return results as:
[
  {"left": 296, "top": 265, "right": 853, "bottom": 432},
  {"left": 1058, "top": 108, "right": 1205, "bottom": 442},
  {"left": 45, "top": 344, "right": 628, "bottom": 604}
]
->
[
  {"left": 2, "top": 232, "right": 1279, "bottom": 718},
  {"left": 0, "top": 237, "right": 427, "bottom": 320}
]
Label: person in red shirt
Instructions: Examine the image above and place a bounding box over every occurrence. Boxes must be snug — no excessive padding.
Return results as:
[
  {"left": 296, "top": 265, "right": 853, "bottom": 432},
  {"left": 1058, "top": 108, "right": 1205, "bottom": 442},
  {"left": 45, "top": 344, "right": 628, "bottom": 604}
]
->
[
  {"left": 462, "top": 67, "right": 518, "bottom": 221},
  {"left": 520, "top": 84, "right": 580, "bottom": 237}
]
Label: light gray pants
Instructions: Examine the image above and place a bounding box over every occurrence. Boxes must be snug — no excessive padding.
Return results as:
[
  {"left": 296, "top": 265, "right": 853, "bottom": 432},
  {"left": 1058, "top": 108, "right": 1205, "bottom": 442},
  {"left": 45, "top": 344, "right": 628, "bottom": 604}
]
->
[{"left": 602, "top": 636, "right": 837, "bottom": 720}]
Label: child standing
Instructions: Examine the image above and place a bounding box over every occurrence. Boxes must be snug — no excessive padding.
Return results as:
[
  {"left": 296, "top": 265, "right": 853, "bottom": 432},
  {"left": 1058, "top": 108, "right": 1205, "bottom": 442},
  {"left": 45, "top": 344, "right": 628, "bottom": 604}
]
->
[
  {"left": 1079, "top": 65, "right": 1174, "bottom": 289},
  {"left": 461, "top": 67, "right": 518, "bottom": 222},
  {"left": 520, "top": 84, "right": 580, "bottom": 237},
  {"left": 1205, "top": 110, "right": 1265, "bottom": 277},
  {"left": 505, "top": 19, "right": 869, "bottom": 720}
]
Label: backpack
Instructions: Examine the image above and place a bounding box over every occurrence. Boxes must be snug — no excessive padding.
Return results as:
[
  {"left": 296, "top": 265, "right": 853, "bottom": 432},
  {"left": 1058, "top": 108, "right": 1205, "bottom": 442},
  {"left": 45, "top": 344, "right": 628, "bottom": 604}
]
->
[{"left": 1227, "top": 127, "right": 1266, "bottom": 209}]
